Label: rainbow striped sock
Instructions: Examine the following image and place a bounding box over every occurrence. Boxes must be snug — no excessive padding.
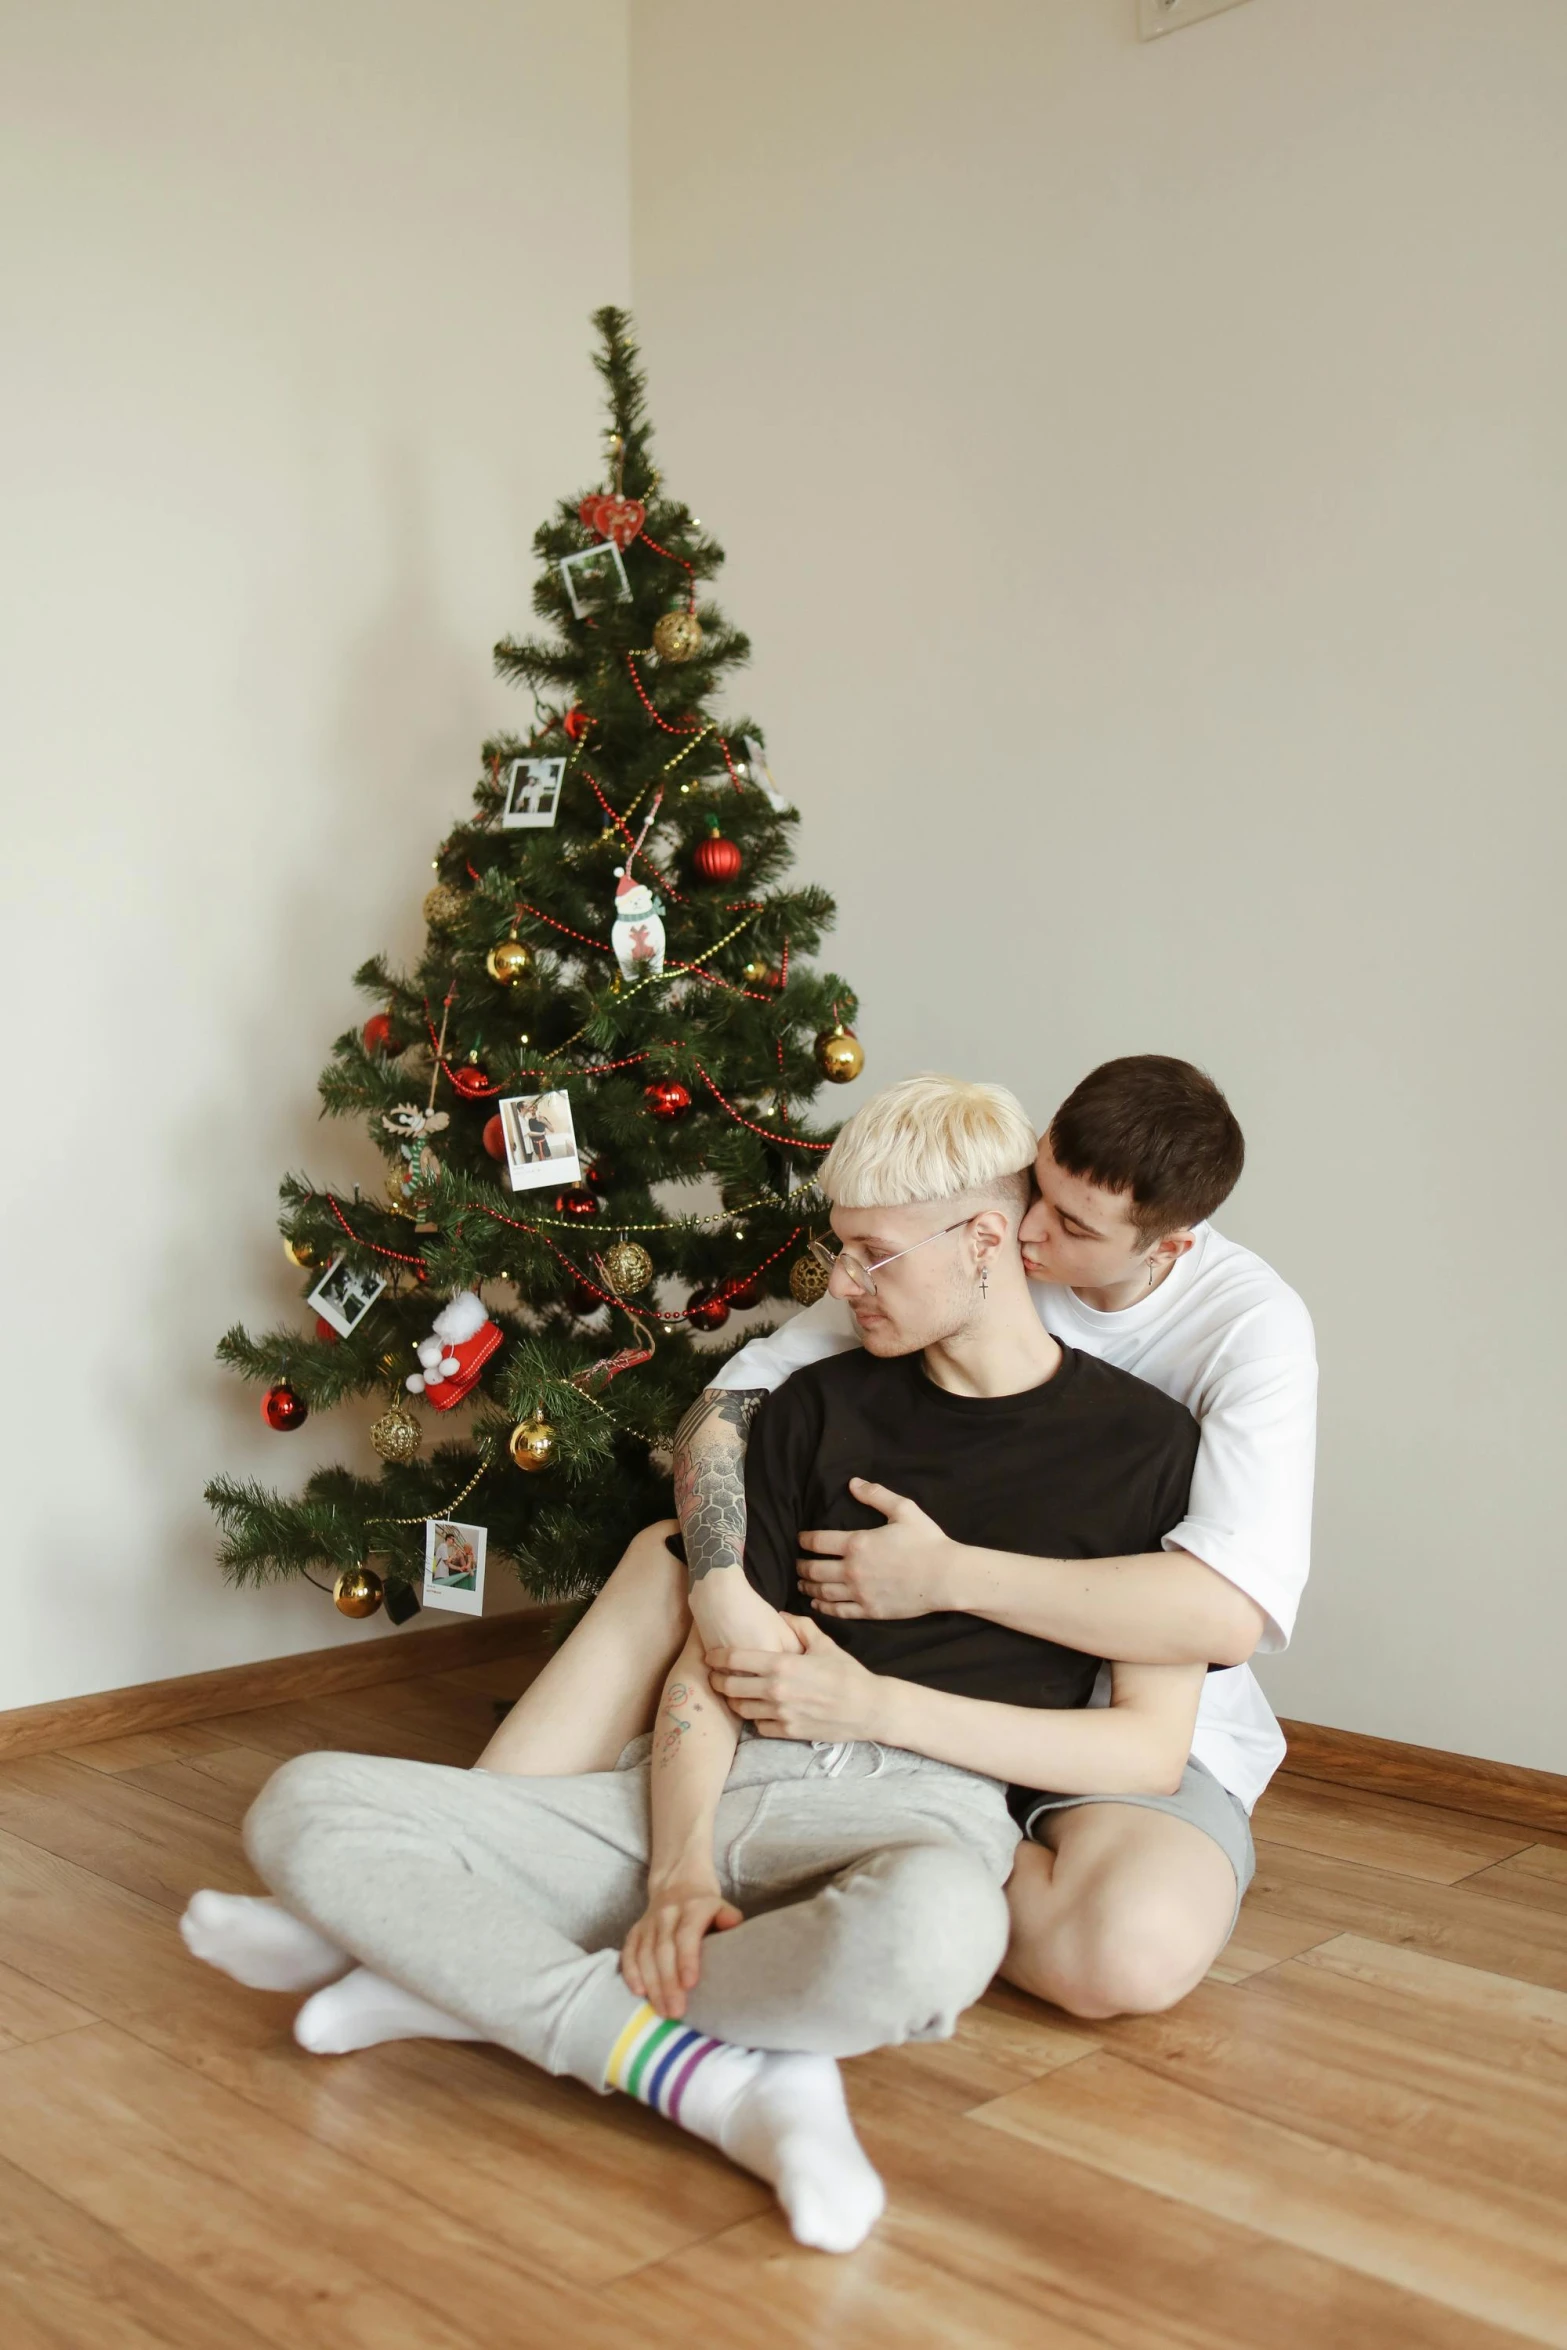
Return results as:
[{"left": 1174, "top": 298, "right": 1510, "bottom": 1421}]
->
[{"left": 604, "top": 2001, "right": 750, "bottom": 2127}]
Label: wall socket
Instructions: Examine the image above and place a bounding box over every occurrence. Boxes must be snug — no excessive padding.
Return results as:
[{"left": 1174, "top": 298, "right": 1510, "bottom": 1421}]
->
[{"left": 1137, "top": 0, "right": 1253, "bottom": 39}]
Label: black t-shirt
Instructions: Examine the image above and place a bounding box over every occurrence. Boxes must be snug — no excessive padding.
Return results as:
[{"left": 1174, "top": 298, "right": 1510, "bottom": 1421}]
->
[{"left": 742, "top": 1346, "right": 1199, "bottom": 1711}]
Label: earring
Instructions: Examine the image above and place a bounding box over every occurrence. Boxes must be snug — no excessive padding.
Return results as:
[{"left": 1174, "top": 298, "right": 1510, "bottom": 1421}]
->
[
  {"left": 980, "top": 1264, "right": 989, "bottom": 1303},
  {"left": 1147, "top": 1261, "right": 1156, "bottom": 1290}
]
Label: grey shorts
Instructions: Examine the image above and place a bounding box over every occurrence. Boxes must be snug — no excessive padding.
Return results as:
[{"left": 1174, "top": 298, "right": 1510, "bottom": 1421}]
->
[{"left": 1011, "top": 1756, "right": 1256, "bottom": 1929}]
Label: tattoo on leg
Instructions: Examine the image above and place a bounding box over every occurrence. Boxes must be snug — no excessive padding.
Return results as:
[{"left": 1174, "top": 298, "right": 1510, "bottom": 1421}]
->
[{"left": 672, "top": 1388, "right": 765, "bottom": 1585}]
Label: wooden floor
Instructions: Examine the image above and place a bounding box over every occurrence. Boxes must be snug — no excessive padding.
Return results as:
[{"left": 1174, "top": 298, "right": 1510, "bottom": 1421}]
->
[{"left": 2, "top": 1657, "right": 1564, "bottom": 2350}]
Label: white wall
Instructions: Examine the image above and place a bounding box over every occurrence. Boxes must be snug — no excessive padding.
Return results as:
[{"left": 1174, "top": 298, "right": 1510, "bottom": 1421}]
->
[
  {"left": 628, "top": 0, "right": 1567, "bottom": 1770},
  {"left": 0, "top": 1, "right": 630, "bottom": 1708}
]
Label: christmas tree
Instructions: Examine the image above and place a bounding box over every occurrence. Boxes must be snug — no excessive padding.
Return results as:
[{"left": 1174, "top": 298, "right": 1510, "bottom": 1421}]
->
[{"left": 206, "top": 308, "right": 862, "bottom": 1626}]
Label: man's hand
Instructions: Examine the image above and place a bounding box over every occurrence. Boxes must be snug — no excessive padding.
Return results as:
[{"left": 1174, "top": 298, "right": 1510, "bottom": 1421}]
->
[
  {"left": 621, "top": 1878, "right": 743, "bottom": 2020},
  {"left": 707, "top": 1615, "right": 886, "bottom": 1742},
  {"left": 796, "top": 1478, "right": 959, "bottom": 1620}
]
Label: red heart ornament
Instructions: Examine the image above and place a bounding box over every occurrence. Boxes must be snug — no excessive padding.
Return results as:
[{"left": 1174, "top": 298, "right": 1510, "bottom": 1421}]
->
[{"left": 583, "top": 493, "right": 646, "bottom": 549}]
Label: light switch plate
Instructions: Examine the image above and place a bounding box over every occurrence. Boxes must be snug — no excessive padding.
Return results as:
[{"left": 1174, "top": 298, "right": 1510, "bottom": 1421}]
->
[{"left": 1137, "top": 0, "right": 1253, "bottom": 39}]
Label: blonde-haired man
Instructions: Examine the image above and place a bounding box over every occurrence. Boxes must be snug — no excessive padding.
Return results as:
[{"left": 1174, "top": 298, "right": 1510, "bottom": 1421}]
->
[{"left": 187, "top": 1076, "right": 1203, "bottom": 2257}]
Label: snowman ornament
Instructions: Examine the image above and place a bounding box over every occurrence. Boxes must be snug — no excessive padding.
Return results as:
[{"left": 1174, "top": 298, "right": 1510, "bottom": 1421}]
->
[
  {"left": 608, "top": 792, "right": 667, "bottom": 983},
  {"left": 610, "top": 868, "right": 666, "bottom": 982}
]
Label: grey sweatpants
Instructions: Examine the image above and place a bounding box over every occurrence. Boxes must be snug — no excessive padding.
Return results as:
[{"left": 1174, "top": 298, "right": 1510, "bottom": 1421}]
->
[{"left": 243, "top": 1731, "right": 1018, "bottom": 2094}]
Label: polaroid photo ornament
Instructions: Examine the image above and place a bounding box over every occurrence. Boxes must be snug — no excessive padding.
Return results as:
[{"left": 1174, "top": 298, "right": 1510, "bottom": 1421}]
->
[
  {"left": 497, "top": 1088, "right": 583, "bottom": 1194},
  {"left": 501, "top": 757, "right": 565, "bottom": 831},
  {"left": 421, "top": 1517, "right": 487, "bottom": 1616},
  {"left": 559, "top": 540, "right": 631, "bottom": 619},
  {"left": 404, "top": 1290, "right": 503, "bottom": 1410},
  {"left": 306, "top": 1254, "right": 387, "bottom": 1339},
  {"left": 743, "top": 735, "right": 790, "bottom": 813}
]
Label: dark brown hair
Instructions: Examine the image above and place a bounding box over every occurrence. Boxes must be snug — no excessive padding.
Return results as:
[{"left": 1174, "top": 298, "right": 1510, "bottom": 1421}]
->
[{"left": 1048, "top": 1056, "right": 1244, "bottom": 1240}]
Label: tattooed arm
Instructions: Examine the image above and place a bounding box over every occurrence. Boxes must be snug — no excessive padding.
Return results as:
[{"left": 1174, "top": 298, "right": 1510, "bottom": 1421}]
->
[
  {"left": 620, "top": 1624, "right": 746, "bottom": 2017},
  {"left": 672, "top": 1386, "right": 801, "bottom": 1657}
]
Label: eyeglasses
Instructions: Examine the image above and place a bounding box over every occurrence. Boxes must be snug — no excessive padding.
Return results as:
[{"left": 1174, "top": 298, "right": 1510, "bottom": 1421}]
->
[{"left": 806, "top": 1217, "right": 972, "bottom": 1298}]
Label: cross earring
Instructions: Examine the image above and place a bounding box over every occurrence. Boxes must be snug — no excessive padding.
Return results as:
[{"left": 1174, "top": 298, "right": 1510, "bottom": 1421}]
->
[
  {"left": 980, "top": 1264, "right": 989, "bottom": 1302},
  {"left": 1147, "top": 1261, "right": 1156, "bottom": 1290}
]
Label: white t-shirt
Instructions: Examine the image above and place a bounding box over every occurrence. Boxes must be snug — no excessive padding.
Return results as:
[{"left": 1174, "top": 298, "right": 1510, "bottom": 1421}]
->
[{"left": 710, "top": 1223, "right": 1317, "bottom": 1810}]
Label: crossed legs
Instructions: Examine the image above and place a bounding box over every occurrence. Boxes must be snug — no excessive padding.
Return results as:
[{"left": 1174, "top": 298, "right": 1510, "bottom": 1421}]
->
[{"left": 477, "top": 1525, "right": 1241, "bottom": 2016}]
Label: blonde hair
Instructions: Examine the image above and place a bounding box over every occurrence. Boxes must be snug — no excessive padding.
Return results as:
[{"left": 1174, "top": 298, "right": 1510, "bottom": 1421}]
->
[{"left": 821, "top": 1074, "right": 1037, "bottom": 1220}]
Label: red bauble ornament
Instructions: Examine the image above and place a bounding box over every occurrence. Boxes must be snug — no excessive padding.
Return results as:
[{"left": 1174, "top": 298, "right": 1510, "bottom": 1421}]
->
[
  {"left": 570, "top": 1274, "right": 606, "bottom": 1316},
  {"left": 362, "top": 1012, "right": 393, "bottom": 1055},
  {"left": 724, "top": 1276, "right": 761, "bottom": 1310},
  {"left": 482, "top": 1115, "right": 507, "bottom": 1160},
  {"left": 314, "top": 1316, "right": 339, "bottom": 1344},
  {"left": 262, "top": 1380, "right": 308, "bottom": 1431},
  {"left": 645, "top": 1079, "right": 693, "bottom": 1122},
  {"left": 450, "top": 1064, "right": 490, "bottom": 1099},
  {"left": 692, "top": 829, "right": 743, "bottom": 885},
  {"left": 685, "top": 1291, "right": 731, "bottom": 1333},
  {"left": 555, "top": 1186, "right": 600, "bottom": 1219},
  {"left": 562, "top": 704, "right": 591, "bottom": 742}
]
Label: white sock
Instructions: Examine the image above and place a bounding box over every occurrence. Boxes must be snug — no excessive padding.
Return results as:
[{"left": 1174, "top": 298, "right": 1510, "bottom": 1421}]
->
[
  {"left": 605, "top": 2003, "right": 884, "bottom": 2254},
  {"left": 292, "top": 1965, "right": 484, "bottom": 2055},
  {"left": 180, "top": 1890, "right": 350, "bottom": 1992}
]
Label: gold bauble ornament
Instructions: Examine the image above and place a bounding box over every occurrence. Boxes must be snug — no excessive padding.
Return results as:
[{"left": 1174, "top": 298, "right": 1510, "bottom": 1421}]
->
[
  {"left": 369, "top": 1402, "right": 421, "bottom": 1465},
  {"left": 652, "top": 609, "right": 704, "bottom": 663},
  {"left": 486, "top": 936, "right": 534, "bottom": 985},
  {"left": 789, "top": 1251, "right": 831, "bottom": 1306},
  {"left": 509, "top": 1416, "right": 557, "bottom": 1474},
  {"left": 422, "top": 882, "right": 469, "bottom": 930},
  {"left": 333, "top": 1564, "right": 385, "bottom": 1619},
  {"left": 283, "top": 1234, "right": 322, "bottom": 1271},
  {"left": 600, "top": 1239, "right": 653, "bottom": 1296},
  {"left": 814, "top": 1022, "right": 865, "bottom": 1084}
]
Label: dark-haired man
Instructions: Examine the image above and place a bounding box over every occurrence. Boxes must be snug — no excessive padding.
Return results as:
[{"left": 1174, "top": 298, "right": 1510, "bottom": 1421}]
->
[
  {"left": 690, "top": 1056, "right": 1314, "bottom": 2013},
  {"left": 476, "top": 1055, "right": 1316, "bottom": 2019}
]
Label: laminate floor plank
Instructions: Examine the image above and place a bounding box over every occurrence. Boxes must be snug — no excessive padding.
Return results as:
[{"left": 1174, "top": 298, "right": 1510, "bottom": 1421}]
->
[
  {"left": 434, "top": 1651, "right": 551, "bottom": 1703},
  {"left": 0, "top": 1955, "right": 97, "bottom": 2048},
  {"left": 843, "top": 2071, "right": 1534, "bottom": 2350},
  {"left": 972, "top": 2051, "right": 1567, "bottom": 2346},
  {"left": 1095, "top": 1975, "right": 1567, "bottom": 2202},
  {"left": 1246, "top": 1934, "right": 1567, "bottom": 2086},
  {"left": 0, "top": 1826, "right": 220, "bottom": 2021},
  {"left": 1463, "top": 1845, "right": 1567, "bottom": 1917},
  {"left": 59, "top": 1723, "right": 242, "bottom": 1775},
  {"left": 119, "top": 1964, "right": 770, "bottom": 2291},
  {"left": 117, "top": 1745, "right": 280, "bottom": 1830},
  {"left": 197, "top": 1686, "right": 489, "bottom": 1770},
  {"left": 845, "top": 1979, "right": 1099, "bottom": 2112},
  {"left": 1255, "top": 1777, "right": 1534, "bottom": 1882},
  {"left": 0, "top": 2143, "right": 283, "bottom": 2350},
  {"left": 0, "top": 1755, "right": 253, "bottom": 1910},
  {"left": 0, "top": 2025, "right": 687, "bottom": 2350},
  {"left": 1206, "top": 1903, "right": 1336, "bottom": 1983},
  {"left": 1247, "top": 1836, "right": 1567, "bottom": 1991},
  {"left": 606, "top": 2209, "right": 1085, "bottom": 2350}
]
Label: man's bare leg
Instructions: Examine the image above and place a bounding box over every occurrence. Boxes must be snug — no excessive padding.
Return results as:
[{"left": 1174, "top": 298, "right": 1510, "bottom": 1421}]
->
[
  {"left": 1000, "top": 1802, "right": 1237, "bottom": 2018},
  {"left": 475, "top": 1519, "right": 690, "bottom": 1776}
]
